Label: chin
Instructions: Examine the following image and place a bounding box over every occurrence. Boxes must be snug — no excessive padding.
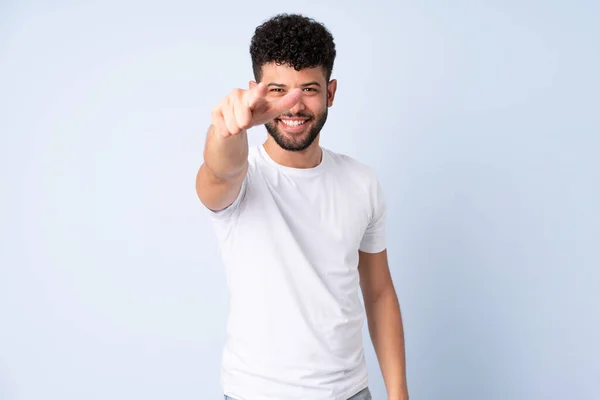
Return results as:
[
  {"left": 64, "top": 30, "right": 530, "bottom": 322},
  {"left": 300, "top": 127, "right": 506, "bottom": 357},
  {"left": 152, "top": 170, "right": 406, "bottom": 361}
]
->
[{"left": 265, "top": 121, "right": 320, "bottom": 152}]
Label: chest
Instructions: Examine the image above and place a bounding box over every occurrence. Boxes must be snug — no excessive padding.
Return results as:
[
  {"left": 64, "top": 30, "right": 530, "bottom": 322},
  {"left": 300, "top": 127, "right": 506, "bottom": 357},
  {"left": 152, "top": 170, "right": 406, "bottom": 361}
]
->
[{"left": 257, "top": 172, "right": 371, "bottom": 253}]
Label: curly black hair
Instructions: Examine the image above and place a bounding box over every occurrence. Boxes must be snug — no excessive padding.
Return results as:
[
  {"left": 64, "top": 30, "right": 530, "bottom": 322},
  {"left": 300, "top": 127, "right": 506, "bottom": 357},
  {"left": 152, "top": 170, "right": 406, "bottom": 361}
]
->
[{"left": 250, "top": 14, "right": 336, "bottom": 82}]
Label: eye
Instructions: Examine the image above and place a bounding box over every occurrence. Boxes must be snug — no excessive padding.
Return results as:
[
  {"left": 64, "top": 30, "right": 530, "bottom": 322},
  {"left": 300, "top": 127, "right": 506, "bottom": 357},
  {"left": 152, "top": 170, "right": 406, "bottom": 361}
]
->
[
  {"left": 303, "top": 88, "right": 317, "bottom": 92},
  {"left": 270, "top": 88, "right": 284, "bottom": 92}
]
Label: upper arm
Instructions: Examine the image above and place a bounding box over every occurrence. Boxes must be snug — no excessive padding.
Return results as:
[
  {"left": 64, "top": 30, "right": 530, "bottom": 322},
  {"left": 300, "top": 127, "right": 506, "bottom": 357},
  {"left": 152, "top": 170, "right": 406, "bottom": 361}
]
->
[
  {"left": 358, "top": 249, "right": 395, "bottom": 304},
  {"left": 195, "top": 162, "right": 248, "bottom": 212}
]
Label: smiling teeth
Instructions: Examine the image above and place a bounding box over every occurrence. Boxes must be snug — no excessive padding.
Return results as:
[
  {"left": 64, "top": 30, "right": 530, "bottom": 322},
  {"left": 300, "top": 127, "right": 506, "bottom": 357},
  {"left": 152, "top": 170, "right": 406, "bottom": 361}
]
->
[{"left": 281, "top": 119, "right": 306, "bottom": 127}]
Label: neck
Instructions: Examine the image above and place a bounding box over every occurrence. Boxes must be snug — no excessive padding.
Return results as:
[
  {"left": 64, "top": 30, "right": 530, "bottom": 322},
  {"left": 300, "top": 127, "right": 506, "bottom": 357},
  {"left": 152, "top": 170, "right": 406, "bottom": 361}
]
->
[{"left": 263, "top": 136, "right": 323, "bottom": 169}]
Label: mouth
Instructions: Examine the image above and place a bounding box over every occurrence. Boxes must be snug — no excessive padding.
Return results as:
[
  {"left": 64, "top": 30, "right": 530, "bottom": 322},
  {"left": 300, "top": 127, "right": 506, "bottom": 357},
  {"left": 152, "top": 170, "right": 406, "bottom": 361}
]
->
[{"left": 276, "top": 118, "right": 311, "bottom": 133}]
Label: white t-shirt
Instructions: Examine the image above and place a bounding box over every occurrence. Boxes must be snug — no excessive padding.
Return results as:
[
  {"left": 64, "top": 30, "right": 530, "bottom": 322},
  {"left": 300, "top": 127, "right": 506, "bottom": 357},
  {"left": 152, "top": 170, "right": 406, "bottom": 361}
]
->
[{"left": 206, "top": 144, "right": 387, "bottom": 400}]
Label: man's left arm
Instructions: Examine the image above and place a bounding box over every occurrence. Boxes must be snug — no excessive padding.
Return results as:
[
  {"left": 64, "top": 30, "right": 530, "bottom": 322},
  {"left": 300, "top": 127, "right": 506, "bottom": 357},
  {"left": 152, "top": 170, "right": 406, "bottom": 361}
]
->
[{"left": 359, "top": 249, "right": 409, "bottom": 400}]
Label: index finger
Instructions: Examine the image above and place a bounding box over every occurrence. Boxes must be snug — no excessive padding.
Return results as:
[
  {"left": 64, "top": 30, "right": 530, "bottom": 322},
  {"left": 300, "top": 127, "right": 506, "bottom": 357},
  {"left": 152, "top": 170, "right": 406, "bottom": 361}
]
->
[{"left": 254, "top": 88, "right": 302, "bottom": 124}]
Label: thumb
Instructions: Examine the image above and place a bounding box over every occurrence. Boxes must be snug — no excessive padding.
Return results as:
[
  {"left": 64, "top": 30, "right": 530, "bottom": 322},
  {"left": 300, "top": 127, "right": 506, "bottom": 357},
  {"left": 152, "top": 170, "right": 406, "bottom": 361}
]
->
[{"left": 245, "top": 82, "right": 268, "bottom": 110}]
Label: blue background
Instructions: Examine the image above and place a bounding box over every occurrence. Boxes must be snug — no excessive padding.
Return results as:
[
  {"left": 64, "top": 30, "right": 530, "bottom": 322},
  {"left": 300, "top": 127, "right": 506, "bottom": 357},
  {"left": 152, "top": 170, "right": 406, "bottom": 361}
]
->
[{"left": 1, "top": 1, "right": 598, "bottom": 399}]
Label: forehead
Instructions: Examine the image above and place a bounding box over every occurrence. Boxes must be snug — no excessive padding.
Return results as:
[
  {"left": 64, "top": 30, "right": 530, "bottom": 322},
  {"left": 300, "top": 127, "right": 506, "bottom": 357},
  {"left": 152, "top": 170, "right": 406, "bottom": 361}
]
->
[{"left": 260, "top": 63, "right": 326, "bottom": 84}]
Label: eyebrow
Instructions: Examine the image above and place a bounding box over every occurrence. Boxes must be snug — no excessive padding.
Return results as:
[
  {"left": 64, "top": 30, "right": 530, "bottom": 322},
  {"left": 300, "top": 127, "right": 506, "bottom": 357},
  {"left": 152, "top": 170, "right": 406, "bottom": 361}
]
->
[
  {"left": 301, "top": 81, "right": 321, "bottom": 88},
  {"left": 267, "top": 81, "right": 322, "bottom": 88}
]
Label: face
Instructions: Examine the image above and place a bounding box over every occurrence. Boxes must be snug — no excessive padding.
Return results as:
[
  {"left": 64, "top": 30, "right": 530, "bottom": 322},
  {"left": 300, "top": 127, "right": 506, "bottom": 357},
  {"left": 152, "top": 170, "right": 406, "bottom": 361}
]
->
[{"left": 255, "top": 63, "right": 337, "bottom": 152}]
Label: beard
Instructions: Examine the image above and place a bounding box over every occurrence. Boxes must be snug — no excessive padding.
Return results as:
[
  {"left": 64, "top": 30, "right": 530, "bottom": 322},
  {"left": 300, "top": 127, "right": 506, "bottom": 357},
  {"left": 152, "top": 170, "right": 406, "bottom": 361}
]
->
[{"left": 264, "top": 107, "right": 328, "bottom": 152}]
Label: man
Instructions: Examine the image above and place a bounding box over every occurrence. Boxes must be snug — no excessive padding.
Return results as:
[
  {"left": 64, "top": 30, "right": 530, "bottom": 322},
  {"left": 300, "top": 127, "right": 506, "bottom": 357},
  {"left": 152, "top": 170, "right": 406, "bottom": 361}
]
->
[{"left": 196, "top": 14, "right": 408, "bottom": 400}]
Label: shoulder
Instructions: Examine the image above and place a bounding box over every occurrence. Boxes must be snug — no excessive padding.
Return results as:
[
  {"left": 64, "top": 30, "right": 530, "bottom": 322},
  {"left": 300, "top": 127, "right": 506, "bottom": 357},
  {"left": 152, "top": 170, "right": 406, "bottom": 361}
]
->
[
  {"left": 247, "top": 145, "right": 262, "bottom": 166},
  {"left": 323, "top": 147, "right": 379, "bottom": 183},
  {"left": 240, "top": 146, "right": 265, "bottom": 178}
]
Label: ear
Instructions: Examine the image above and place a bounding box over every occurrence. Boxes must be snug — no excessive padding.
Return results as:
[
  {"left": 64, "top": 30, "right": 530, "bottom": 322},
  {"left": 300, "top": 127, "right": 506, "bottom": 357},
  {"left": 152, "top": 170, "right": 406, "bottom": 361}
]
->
[
  {"left": 327, "top": 79, "right": 338, "bottom": 107},
  {"left": 249, "top": 80, "right": 258, "bottom": 89}
]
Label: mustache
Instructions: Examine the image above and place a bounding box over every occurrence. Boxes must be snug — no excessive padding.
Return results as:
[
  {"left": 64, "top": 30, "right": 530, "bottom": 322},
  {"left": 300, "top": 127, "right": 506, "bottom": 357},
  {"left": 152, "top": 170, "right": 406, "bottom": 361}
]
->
[{"left": 278, "top": 112, "right": 312, "bottom": 119}]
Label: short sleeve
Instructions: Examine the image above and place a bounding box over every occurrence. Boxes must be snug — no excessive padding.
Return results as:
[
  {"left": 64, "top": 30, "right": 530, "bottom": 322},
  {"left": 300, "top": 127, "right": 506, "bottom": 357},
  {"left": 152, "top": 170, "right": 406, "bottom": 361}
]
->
[
  {"left": 359, "top": 176, "right": 387, "bottom": 253},
  {"left": 203, "top": 173, "right": 249, "bottom": 220}
]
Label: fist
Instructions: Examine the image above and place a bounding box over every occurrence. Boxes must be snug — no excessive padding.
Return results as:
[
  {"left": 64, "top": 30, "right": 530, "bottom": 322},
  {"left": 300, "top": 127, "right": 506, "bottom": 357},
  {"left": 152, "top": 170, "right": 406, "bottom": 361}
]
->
[{"left": 211, "top": 82, "right": 302, "bottom": 137}]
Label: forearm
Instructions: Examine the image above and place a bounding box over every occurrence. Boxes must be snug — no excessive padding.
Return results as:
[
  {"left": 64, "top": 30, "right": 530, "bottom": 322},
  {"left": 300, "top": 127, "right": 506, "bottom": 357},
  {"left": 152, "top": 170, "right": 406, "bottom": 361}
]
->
[
  {"left": 203, "top": 124, "right": 249, "bottom": 180},
  {"left": 365, "top": 289, "right": 408, "bottom": 400}
]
